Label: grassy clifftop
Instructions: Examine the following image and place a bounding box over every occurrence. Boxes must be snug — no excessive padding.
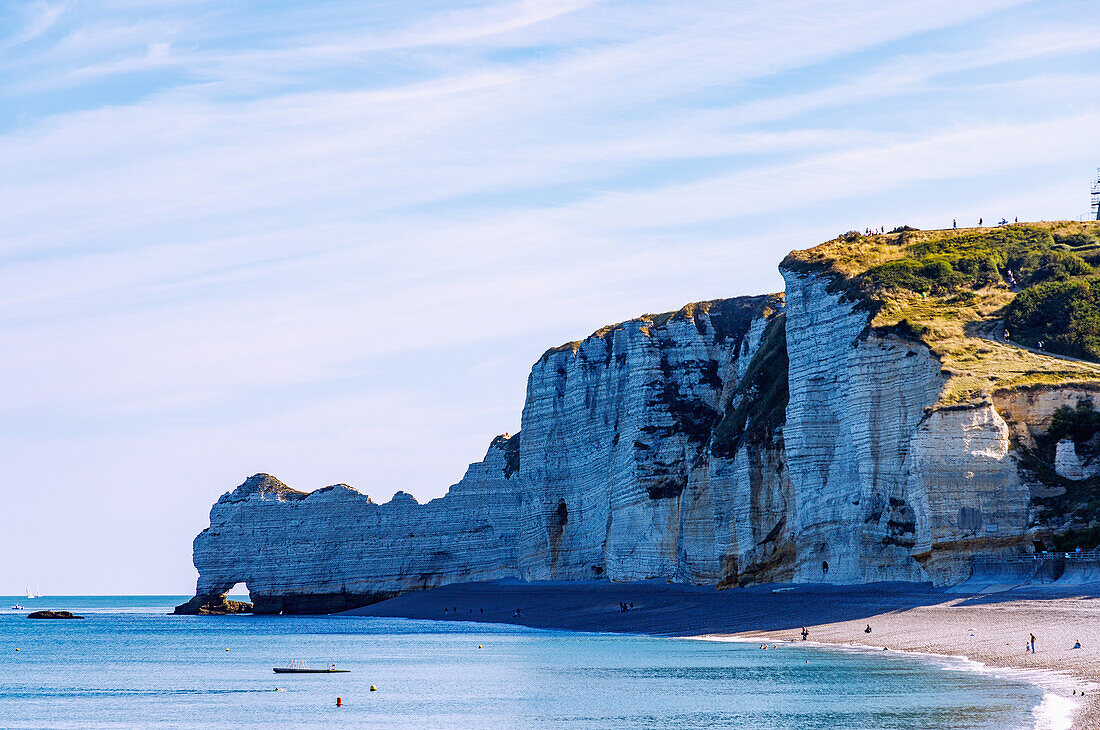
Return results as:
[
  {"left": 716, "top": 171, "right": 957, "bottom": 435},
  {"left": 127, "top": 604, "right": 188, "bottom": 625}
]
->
[{"left": 782, "top": 221, "right": 1100, "bottom": 405}]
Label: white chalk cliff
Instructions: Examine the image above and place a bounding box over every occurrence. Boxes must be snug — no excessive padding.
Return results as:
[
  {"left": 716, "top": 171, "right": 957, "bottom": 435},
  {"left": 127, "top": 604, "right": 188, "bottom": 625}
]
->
[{"left": 182, "top": 255, "right": 1099, "bottom": 614}]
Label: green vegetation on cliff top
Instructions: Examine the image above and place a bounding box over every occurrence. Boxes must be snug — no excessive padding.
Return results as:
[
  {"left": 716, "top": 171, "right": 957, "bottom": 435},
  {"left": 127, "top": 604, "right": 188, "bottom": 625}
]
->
[{"left": 782, "top": 221, "right": 1100, "bottom": 405}]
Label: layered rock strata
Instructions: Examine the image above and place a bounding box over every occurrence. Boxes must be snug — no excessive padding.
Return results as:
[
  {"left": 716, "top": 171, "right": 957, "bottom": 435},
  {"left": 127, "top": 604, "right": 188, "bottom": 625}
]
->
[
  {"left": 183, "top": 297, "right": 790, "bottom": 613},
  {"left": 183, "top": 253, "right": 1100, "bottom": 613}
]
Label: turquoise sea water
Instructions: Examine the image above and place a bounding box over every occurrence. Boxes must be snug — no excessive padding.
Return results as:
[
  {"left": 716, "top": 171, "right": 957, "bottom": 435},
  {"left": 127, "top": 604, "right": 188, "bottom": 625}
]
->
[{"left": 0, "top": 596, "right": 1048, "bottom": 729}]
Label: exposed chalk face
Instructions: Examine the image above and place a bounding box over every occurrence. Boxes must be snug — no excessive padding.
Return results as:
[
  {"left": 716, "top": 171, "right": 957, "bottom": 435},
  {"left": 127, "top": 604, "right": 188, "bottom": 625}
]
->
[
  {"left": 186, "top": 266, "right": 1099, "bottom": 612},
  {"left": 781, "top": 267, "right": 944, "bottom": 584},
  {"left": 516, "top": 297, "right": 784, "bottom": 583},
  {"left": 194, "top": 465, "right": 522, "bottom": 601},
  {"left": 906, "top": 404, "right": 1029, "bottom": 585},
  {"left": 188, "top": 297, "right": 791, "bottom": 608},
  {"left": 1054, "top": 440, "right": 1086, "bottom": 481}
]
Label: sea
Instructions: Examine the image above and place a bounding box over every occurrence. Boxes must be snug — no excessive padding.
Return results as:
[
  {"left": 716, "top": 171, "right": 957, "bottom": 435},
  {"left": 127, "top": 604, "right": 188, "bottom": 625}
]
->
[{"left": 0, "top": 596, "right": 1063, "bottom": 729}]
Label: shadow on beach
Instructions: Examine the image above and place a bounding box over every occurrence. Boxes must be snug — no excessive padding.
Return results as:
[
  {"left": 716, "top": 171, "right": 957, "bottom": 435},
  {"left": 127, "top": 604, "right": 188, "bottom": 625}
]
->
[
  {"left": 344, "top": 579, "right": 964, "bottom": 636},
  {"left": 346, "top": 578, "right": 1100, "bottom": 636}
]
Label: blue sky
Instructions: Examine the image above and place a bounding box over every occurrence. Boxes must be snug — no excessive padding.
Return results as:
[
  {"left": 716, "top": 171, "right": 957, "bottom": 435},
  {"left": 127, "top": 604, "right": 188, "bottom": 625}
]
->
[{"left": 2, "top": 0, "right": 1099, "bottom": 593}]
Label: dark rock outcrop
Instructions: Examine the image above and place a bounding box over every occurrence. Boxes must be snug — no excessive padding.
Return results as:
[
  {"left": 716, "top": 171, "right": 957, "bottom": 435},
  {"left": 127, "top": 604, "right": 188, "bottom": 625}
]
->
[
  {"left": 173, "top": 595, "right": 253, "bottom": 615},
  {"left": 27, "top": 610, "right": 84, "bottom": 619}
]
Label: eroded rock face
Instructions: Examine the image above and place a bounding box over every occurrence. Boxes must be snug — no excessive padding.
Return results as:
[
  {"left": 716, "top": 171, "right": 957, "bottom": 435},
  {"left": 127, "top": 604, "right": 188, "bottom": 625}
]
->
[
  {"left": 1054, "top": 440, "right": 1085, "bottom": 480},
  {"left": 191, "top": 460, "right": 523, "bottom": 609},
  {"left": 781, "top": 267, "right": 943, "bottom": 584},
  {"left": 185, "top": 268, "right": 1100, "bottom": 611},
  {"left": 906, "top": 404, "right": 1029, "bottom": 585},
  {"left": 516, "top": 298, "right": 783, "bottom": 583},
  {"left": 186, "top": 298, "right": 789, "bottom": 611}
]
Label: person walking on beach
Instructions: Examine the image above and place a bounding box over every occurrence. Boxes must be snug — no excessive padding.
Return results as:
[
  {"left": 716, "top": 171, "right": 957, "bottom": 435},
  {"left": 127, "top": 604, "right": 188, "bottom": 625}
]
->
[
  {"left": 1029, "top": 633, "right": 1036, "bottom": 653},
  {"left": 801, "top": 626, "right": 809, "bottom": 641}
]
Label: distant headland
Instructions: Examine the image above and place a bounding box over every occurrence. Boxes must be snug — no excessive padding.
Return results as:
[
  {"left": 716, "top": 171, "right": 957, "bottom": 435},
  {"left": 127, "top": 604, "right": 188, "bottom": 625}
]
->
[{"left": 179, "top": 221, "right": 1100, "bottom": 616}]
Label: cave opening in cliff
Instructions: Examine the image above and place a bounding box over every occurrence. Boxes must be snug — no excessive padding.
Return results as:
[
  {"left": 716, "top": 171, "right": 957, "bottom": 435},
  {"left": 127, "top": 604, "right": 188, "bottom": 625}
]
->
[{"left": 554, "top": 498, "right": 568, "bottom": 527}]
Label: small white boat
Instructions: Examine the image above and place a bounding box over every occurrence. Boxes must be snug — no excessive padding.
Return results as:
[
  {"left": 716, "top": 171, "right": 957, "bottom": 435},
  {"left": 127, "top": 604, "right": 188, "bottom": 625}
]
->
[{"left": 10, "top": 604, "right": 24, "bottom": 610}]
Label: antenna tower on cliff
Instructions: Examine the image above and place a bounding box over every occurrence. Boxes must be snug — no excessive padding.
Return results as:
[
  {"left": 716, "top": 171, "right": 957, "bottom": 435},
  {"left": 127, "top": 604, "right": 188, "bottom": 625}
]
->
[{"left": 1092, "top": 168, "right": 1100, "bottom": 221}]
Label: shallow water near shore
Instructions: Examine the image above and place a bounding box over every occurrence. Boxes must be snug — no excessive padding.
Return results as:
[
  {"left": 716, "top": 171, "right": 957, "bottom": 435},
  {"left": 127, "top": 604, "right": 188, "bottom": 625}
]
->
[{"left": 0, "top": 596, "right": 1050, "bottom": 729}]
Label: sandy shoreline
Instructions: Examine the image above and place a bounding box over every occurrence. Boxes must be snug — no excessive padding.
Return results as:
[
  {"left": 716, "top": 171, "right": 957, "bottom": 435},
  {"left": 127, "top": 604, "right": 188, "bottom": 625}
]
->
[
  {"left": 703, "top": 593, "right": 1100, "bottom": 729},
  {"left": 347, "top": 579, "right": 1100, "bottom": 728}
]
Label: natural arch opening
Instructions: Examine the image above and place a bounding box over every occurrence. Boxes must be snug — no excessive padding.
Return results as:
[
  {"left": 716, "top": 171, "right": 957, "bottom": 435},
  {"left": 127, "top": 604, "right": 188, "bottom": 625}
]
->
[
  {"left": 173, "top": 582, "right": 253, "bottom": 615},
  {"left": 226, "top": 582, "right": 249, "bottom": 601}
]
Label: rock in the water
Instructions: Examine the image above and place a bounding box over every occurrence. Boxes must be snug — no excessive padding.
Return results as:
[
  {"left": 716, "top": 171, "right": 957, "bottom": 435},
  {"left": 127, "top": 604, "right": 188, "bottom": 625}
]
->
[
  {"left": 173, "top": 595, "right": 252, "bottom": 615},
  {"left": 27, "top": 610, "right": 83, "bottom": 619}
]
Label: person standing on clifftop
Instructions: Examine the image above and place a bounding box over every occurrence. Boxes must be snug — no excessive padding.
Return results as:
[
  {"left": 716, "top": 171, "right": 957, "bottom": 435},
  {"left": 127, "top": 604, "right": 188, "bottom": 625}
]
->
[{"left": 821, "top": 560, "right": 829, "bottom": 577}]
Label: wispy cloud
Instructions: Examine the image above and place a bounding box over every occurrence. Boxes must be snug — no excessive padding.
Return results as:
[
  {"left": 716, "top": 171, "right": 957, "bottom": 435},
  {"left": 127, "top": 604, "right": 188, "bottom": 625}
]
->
[
  {"left": 3, "top": 1, "right": 65, "bottom": 48},
  {"left": 1, "top": 0, "right": 1098, "bottom": 592}
]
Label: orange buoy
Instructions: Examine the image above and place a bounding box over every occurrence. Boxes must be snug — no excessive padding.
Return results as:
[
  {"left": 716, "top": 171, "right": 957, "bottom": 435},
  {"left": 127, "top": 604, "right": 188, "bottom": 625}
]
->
[{"left": 336, "top": 697, "right": 342, "bottom": 707}]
